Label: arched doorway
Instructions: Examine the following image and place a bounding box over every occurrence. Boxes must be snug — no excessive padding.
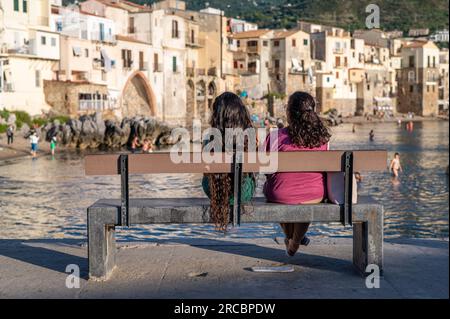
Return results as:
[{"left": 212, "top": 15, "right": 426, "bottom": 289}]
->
[
  {"left": 121, "top": 71, "right": 156, "bottom": 117},
  {"left": 196, "top": 80, "right": 206, "bottom": 122},
  {"left": 207, "top": 81, "right": 217, "bottom": 113},
  {"left": 186, "top": 80, "right": 195, "bottom": 127}
]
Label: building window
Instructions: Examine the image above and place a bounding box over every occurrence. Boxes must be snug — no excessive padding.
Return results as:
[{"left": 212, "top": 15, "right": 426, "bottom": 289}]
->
[
  {"left": 14, "top": 0, "right": 19, "bottom": 11},
  {"left": 237, "top": 40, "right": 240, "bottom": 47},
  {"left": 367, "top": 84, "right": 370, "bottom": 91},
  {"left": 336, "top": 71, "right": 339, "bottom": 79},
  {"left": 427, "top": 85, "right": 430, "bottom": 92},
  {"left": 154, "top": 53, "right": 159, "bottom": 72},
  {"left": 122, "top": 49, "right": 132, "bottom": 68},
  {"left": 41, "top": 36, "right": 46, "bottom": 45},
  {"left": 172, "top": 56, "right": 177, "bottom": 72},
  {"left": 129, "top": 17, "right": 135, "bottom": 34},
  {"left": 409, "top": 56, "right": 415, "bottom": 68},
  {"left": 85, "top": 49, "right": 89, "bottom": 57},
  {"left": 292, "top": 39, "right": 296, "bottom": 47},
  {"left": 263, "top": 40, "right": 268, "bottom": 47},
  {"left": 51, "top": 38, "right": 56, "bottom": 47},
  {"left": 303, "top": 39, "right": 308, "bottom": 46},
  {"left": 274, "top": 40, "right": 280, "bottom": 47},
  {"left": 233, "top": 61, "right": 238, "bottom": 69},
  {"left": 427, "top": 56, "right": 431, "bottom": 68},
  {"left": 172, "top": 20, "right": 179, "bottom": 38},
  {"left": 410, "top": 85, "right": 414, "bottom": 93},
  {"left": 23, "top": 0, "right": 27, "bottom": 13},
  {"left": 247, "top": 40, "right": 258, "bottom": 47},
  {"left": 274, "top": 59, "right": 280, "bottom": 68},
  {"left": 35, "top": 70, "right": 41, "bottom": 88},
  {"left": 433, "top": 56, "right": 436, "bottom": 68}
]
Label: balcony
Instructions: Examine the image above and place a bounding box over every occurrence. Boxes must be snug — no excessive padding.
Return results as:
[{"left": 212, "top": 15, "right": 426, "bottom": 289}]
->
[
  {"left": 139, "top": 62, "right": 149, "bottom": 71},
  {"left": 196, "top": 68, "right": 206, "bottom": 76},
  {"left": 289, "top": 67, "right": 307, "bottom": 74},
  {"left": 0, "top": 83, "right": 15, "bottom": 92},
  {"left": 90, "top": 32, "right": 116, "bottom": 44},
  {"left": 208, "top": 67, "right": 218, "bottom": 76},
  {"left": 186, "top": 67, "right": 195, "bottom": 77},
  {"left": 333, "top": 47, "right": 344, "bottom": 54},
  {"left": 247, "top": 45, "right": 259, "bottom": 54},
  {"left": 79, "top": 99, "right": 115, "bottom": 112},
  {"left": 153, "top": 63, "right": 163, "bottom": 72},
  {"left": 269, "top": 67, "right": 282, "bottom": 75},
  {"left": 185, "top": 35, "right": 205, "bottom": 47}
]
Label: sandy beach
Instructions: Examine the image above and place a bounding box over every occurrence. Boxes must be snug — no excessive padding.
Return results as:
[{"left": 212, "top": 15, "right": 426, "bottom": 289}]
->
[{"left": 0, "top": 132, "right": 55, "bottom": 162}]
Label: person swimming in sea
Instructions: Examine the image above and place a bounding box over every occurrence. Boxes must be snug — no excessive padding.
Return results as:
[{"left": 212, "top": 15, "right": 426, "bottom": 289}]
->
[{"left": 389, "top": 152, "right": 403, "bottom": 178}]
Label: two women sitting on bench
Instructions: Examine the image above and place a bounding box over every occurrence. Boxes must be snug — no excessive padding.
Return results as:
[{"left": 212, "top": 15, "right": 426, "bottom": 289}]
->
[{"left": 203, "top": 91, "right": 331, "bottom": 257}]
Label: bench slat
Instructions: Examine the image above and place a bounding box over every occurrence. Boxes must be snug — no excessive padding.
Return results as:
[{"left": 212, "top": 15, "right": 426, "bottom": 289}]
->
[
  {"left": 85, "top": 151, "right": 387, "bottom": 176},
  {"left": 88, "top": 197, "right": 383, "bottom": 224}
]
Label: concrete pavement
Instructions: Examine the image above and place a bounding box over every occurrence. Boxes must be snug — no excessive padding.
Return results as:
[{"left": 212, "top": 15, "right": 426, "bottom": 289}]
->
[{"left": 0, "top": 237, "right": 447, "bottom": 299}]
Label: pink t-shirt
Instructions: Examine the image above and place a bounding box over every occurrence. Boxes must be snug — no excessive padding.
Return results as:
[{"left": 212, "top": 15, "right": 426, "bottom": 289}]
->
[{"left": 263, "top": 128, "right": 329, "bottom": 204}]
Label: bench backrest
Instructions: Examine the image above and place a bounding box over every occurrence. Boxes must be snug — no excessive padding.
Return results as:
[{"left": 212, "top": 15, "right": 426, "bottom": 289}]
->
[{"left": 85, "top": 151, "right": 387, "bottom": 176}]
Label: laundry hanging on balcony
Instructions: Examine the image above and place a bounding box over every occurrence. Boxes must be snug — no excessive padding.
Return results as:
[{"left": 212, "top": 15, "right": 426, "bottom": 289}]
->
[{"left": 101, "top": 48, "right": 112, "bottom": 72}]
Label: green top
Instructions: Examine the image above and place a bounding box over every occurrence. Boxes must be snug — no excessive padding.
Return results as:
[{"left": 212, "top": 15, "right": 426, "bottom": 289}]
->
[{"left": 202, "top": 174, "right": 256, "bottom": 205}]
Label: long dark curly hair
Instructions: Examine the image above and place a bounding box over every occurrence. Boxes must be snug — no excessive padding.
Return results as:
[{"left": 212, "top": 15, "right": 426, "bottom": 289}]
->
[
  {"left": 206, "top": 92, "right": 253, "bottom": 231},
  {"left": 286, "top": 91, "right": 331, "bottom": 148}
]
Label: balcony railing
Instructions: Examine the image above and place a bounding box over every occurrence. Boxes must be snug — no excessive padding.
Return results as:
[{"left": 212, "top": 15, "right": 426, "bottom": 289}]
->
[
  {"left": 153, "top": 63, "right": 163, "bottom": 72},
  {"left": 208, "top": 67, "right": 217, "bottom": 76},
  {"left": 79, "top": 99, "right": 115, "bottom": 111},
  {"left": 185, "top": 35, "right": 205, "bottom": 47},
  {"left": 289, "top": 67, "right": 307, "bottom": 74},
  {"left": 90, "top": 32, "right": 116, "bottom": 43},
  {"left": 140, "top": 62, "right": 149, "bottom": 71},
  {"left": 186, "top": 67, "right": 195, "bottom": 77},
  {"left": 0, "top": 83, "right": 15, "bottom": 92},
  {"left": 196, "top": 68, "right": 206, "bottom": 76},
  {"left": 333, "top": 47, "right": 344, "bottom": 54}
]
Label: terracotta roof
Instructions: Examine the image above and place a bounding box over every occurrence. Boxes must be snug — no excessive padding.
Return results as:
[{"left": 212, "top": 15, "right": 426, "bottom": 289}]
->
[
  {"left": 231, "top": 29, "right": 271, "bottom": 39},
  {"left": 95, "top": 0, "right": 149, "bottom": 12},
  {"left": 273, "top": 29, "right": 302, "bottom": 39}
]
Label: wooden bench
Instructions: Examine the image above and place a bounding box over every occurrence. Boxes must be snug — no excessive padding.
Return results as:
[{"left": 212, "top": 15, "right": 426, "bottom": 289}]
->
[{"left": 85, "top": 150, "right": 387, "bottom": 281}]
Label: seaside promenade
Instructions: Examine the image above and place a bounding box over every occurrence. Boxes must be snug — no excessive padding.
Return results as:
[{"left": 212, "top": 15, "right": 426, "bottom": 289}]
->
[{"left": 0, "top": 237, "right": 447, "bottom": 299}]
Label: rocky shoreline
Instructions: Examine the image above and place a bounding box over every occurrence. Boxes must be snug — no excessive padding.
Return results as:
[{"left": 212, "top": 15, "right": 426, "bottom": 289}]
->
[{"left": 37, "top": 114, "right": 177, "bottom": 150}]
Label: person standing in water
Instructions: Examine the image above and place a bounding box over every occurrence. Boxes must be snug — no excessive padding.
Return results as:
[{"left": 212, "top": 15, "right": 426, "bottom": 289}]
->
[
  {"left": 29, "top": 131, "right": 39, "bottom": 157},
  {"left": 389, "top": 152, "right": 403, "bottom": 178},
  {"left": 50, "top": 136, "right": 57, "bottom": 156}
]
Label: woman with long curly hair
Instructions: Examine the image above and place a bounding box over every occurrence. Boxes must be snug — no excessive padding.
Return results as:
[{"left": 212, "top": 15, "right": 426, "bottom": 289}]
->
[
  {"left": 202, "top": 92, "right": 256, "bottom": 232},
  {"left": 264, "top": 91, "right": 331, "bottom": 256}
]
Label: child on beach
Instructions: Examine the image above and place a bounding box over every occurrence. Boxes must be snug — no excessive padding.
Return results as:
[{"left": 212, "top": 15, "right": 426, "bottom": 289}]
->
[
  {"left": 263, "top": 91, "right": 331, "bottom": 257},
  {"left": 390, "top": 152, "right": 403, "bottom": 178},
  {"left": 50, "top": 136, "right": 57, "bottom": 156},
  {"left": 29, "top": 132, "right": 39, "bottom": 157},
  {"left": 141, "top": 139, "right": 153, "bottom": 153}
]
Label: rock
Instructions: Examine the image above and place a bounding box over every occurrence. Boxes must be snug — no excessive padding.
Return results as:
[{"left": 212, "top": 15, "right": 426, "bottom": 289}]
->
[
  {"left": 20, "top": 123, "right": 30, "bottom": 137},
  {"left": 33, "top": 113, "right": 179, "bottom": 150},
  {"left": 7, "top": 113, "right": 16, "bottom": 125}
]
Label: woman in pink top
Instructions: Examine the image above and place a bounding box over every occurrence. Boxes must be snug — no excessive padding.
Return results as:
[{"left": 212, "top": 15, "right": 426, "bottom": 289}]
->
[{"left": 264, "top": 91, "right": 331, "bottom": 257}]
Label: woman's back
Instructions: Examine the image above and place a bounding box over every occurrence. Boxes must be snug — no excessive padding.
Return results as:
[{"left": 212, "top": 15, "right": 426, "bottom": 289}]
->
[{"left": 264, "top": 128, "right": 328, "bottom": 205}]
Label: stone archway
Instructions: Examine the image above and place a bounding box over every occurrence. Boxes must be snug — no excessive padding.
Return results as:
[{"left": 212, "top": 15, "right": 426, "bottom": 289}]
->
[
  {"left": 196, "top": 80, "right": 207, "bottom": 122},
  {"left": 121, "top": 71, "right": 157, "bottom": 117},
  {"left": 186, "top": 80, "right": 195, "bottom": 127}
]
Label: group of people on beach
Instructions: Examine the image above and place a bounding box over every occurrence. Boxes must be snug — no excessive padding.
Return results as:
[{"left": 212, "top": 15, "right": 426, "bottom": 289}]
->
[{"left": 130, "top": 135, "right": 154, "bottom": 153}]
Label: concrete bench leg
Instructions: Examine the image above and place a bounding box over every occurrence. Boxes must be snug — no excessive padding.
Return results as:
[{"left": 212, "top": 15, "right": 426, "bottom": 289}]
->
[
  {"left": 353, "top": 210, "right": 384, "bottom": 276},
  {"left": 87, "top": 208, "right": 117, "bottom": 281}
]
